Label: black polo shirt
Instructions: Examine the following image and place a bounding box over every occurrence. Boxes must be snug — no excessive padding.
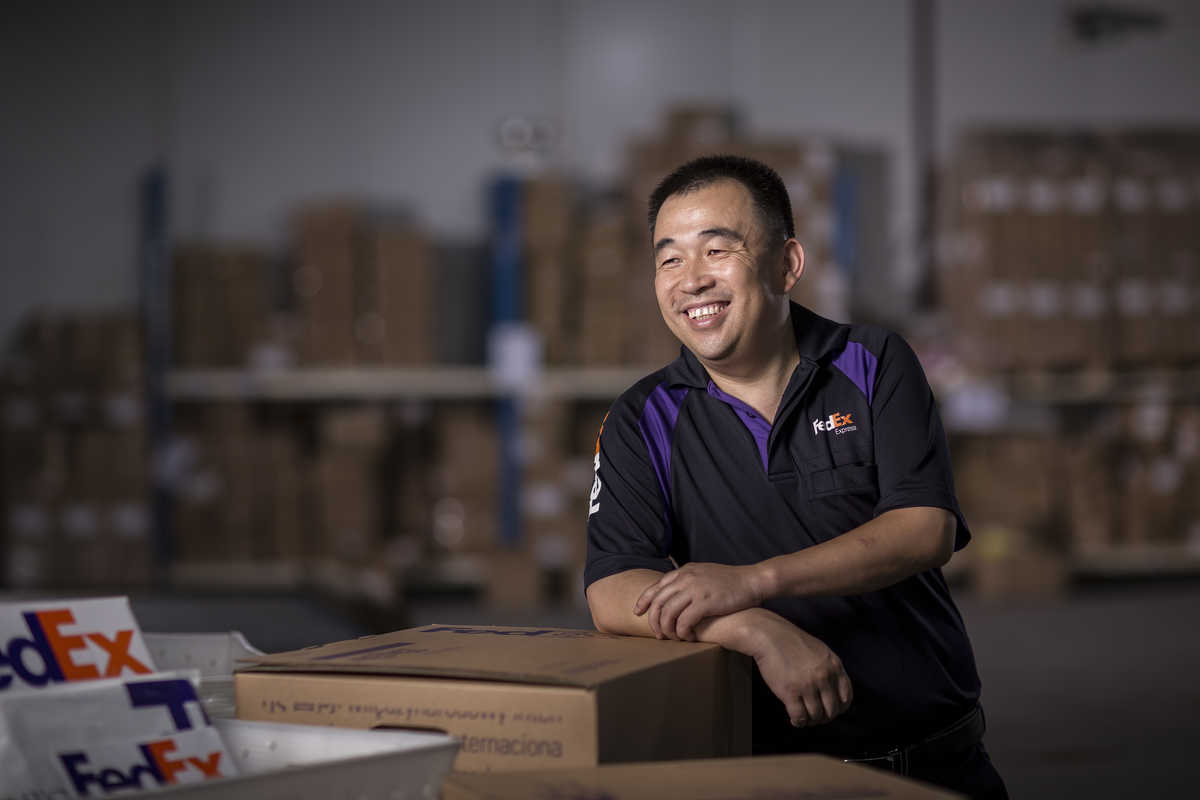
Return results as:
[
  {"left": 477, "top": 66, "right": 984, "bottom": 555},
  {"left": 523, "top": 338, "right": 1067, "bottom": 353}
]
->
[{"left": 585, "top": 303, "right": 981, "bottom": 755}]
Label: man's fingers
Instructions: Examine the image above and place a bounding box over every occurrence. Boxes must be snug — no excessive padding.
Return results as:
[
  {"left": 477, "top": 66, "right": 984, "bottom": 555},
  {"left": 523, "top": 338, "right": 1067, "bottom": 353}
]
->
[
  {"left": 785, "top": 696, "right": 808, "bottom": 728},
  {"left": 633, "top": 583, "right": 660, "bottom": 615},
  {"left": 817, "top": 684, "right": 841, "bottom": 722},
  {"left": 659, "top": 593, "right": 693, "bottom": 640},
  {"left": 800, "top": 693, "right": 828, "bottom": 725},
  {"left": 634, "top": 571, "right": 682, "bottom": 615},
  {"left": 837, "top": 672, "right": 854, "bottom": 707},
  {"left": 676, "top": 604, "right": 705, "bottom": 641}
]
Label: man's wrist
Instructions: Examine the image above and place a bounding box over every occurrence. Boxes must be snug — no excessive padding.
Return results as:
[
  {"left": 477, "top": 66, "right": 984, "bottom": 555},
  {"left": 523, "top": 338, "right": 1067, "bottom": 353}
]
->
[
  {"left": 749, "top": 558, "right": 780, "bottom": 604},
  {"left": 700, "top": 607, "right": 779, "bottom": 660}
]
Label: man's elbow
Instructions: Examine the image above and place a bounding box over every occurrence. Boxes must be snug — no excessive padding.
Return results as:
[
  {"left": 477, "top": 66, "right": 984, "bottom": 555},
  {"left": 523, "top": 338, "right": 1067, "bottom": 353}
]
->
[
  {"left": 927, "top": 508, "right": 957, "bottom": 568},
  {"left": 585, "top": 583, "right": 624, "bottom": 634}
]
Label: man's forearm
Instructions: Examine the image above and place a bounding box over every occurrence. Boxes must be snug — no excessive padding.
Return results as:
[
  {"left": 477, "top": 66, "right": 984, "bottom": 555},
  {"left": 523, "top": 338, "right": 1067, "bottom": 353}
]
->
[
  {"left": 754, "top": 506, "right": 955, "bottom": 599},
  {"left": 589, "top": 569, "right": 772, "bottom": 657}
]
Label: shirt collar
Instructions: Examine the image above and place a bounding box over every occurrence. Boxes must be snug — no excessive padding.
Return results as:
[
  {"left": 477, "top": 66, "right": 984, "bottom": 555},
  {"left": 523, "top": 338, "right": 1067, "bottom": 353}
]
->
[{"left": 662, "top": 302, "right": 849, "bottom": 389}]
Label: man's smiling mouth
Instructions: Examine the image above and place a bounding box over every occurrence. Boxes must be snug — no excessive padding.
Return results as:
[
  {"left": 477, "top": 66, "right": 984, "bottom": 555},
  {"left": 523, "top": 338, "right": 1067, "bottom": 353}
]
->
[{"left": 685, "top": 302, "right": 729, "bottom": 321}]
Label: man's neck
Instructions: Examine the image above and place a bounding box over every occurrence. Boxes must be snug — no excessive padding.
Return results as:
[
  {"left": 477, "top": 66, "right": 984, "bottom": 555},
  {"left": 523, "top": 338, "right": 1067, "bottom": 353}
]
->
[{"left": 702, "top": 332, "right": 800, "bottom": 424}]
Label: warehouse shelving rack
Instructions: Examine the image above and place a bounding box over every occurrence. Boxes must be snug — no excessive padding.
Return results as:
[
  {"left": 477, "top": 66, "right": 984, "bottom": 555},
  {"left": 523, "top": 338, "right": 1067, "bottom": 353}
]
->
[{"left": 165, "top": 364, "right": 1200, "bottom": 584}]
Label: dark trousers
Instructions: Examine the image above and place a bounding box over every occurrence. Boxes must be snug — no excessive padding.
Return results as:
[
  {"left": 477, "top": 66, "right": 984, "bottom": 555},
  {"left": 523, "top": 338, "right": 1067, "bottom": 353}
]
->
[{"left": 900, "top": 741, "right": 1008, "bottom": 799}]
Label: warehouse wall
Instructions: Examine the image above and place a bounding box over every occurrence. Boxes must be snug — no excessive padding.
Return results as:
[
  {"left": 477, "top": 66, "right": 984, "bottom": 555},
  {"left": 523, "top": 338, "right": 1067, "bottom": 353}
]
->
[
  {"left": 0, "top": 2, "right": 165, "bottom": 348},
  {"left": 3, "top": 0, "right": 1198, "bottom": 341},
  {"left": 939, "top": 0, "right": 1200, "bottom": 152}
]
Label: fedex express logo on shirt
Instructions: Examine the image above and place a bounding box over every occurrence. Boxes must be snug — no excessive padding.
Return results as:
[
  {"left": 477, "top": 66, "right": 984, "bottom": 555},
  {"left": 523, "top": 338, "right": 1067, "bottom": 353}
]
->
[
  {"left": 812, "top": 411, "right": 857, "bottom": 436},
  {"left": 1, "top": 604, "right": 153, "bottom": 692}
]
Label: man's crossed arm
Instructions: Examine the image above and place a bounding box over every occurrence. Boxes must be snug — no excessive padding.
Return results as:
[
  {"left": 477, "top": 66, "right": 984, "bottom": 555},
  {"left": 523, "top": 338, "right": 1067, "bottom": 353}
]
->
[
  {"left": 587, "top": 568, "right": 853, "bottom": 728},
  {"left": 635, "top": 506, "right": 955, "bottom": 641},
  {"left": 586, "top": 506, "right": 955, "bottom": 727}
]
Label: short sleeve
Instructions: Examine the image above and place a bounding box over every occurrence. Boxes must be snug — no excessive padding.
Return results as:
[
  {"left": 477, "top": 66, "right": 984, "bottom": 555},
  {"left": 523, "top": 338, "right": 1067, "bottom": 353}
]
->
[
  {"left": 870, "top": 334, "right": 971, "bottom": 550},
  {"left": 584, "top": 395, "right": 675, "bottom": 588}
]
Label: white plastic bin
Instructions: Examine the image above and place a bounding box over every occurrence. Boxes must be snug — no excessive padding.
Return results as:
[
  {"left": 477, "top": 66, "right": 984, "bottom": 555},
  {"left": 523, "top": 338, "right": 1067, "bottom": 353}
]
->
[
  {"left": 144, "top": 631, "right": 263, "bottom": 719},
  {"left": 154, "top": 719, "right": 459, "bottom": 800}
]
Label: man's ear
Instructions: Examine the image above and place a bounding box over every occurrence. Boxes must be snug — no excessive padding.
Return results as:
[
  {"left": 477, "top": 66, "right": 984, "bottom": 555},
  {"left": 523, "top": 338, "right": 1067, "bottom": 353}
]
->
[{"left": 780, "top": 239, "right": 805, "bottom": 293}]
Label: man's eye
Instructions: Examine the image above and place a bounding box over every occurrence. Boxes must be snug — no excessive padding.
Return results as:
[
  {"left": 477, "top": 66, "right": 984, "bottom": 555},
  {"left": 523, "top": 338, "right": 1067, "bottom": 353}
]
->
[
  {"left": 707, "top": 249, "right": 724, "bottom": 256},
  {"left": 660, "top": 257, "right": 681, "bottom": 267}
]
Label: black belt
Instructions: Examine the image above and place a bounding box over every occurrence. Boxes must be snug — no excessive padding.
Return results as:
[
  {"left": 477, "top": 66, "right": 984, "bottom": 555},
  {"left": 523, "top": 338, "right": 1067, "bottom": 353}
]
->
[{"left": 842, "top": 704, "right": 986, "bottom": 776}]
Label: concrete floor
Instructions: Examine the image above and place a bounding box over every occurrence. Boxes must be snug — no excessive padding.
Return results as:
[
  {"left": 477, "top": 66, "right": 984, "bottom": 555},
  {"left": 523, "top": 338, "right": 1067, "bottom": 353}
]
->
[{"left": 122, "top": 582, "right": 1200, "bottom": 799}]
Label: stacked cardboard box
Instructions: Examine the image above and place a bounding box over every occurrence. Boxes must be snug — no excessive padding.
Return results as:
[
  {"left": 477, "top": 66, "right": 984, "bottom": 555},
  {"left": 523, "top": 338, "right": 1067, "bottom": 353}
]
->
[
  {"left": 938, "top": 129, "right": 1200, "bottom": 372},
  {"left": 952, "top": 395, "right": 1200, "bottom": 595},
  {"left": 1113, "top": 398, "right": 1200, "bottom": 549},
  {"left": 1, "top": 311, "right": 150, "bottom": 589},
  {"left": 523, "top": 177, "right": 577, "bottom": 364},
  {"left": 172, "top": 244, "right": 273, "bottom": 367},
  {"left": 292, "top": 206, "right": 434, "bottom": 365},
  {"left": 171, "top": 405, "right": 308, "bottom": 568},
  {"left": 576, "top": 204, "right": 634, "bottom": 365},
  {"left": 430, "top": 404, "right": 500, "bottom": 556},
  {"left": 952, "top": 433, "right": 1069, "bottom": 597},
  {"left": 504, "top": 399, "right": 579, "bottom": 609},
  {"left": 314, "top": 407, "right": 388, "bottom": 564}
]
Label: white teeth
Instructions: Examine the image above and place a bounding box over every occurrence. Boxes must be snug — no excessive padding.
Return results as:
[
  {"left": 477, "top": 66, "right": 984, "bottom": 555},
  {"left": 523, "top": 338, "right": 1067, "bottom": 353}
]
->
[{"left": 687, "top": 303, "right": 726, "bottom": 320}]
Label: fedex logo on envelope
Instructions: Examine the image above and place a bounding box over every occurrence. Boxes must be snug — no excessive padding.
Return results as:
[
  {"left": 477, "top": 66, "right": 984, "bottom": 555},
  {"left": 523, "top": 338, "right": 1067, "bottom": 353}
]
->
[
  {"left": 0, "top": 599, "right": 154, "bottom": 692},
  {"left": 56, "top": 676, "right": 230, "bottom": 796},
  {"left": 58, "top": 732, "right": 229, "bottom": 796}
]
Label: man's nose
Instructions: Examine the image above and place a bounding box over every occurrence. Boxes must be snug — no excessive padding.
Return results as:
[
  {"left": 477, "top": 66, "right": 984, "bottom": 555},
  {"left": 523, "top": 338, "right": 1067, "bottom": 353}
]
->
[{"left": 678, "top": 256, "right": 716, "bottom": 294}]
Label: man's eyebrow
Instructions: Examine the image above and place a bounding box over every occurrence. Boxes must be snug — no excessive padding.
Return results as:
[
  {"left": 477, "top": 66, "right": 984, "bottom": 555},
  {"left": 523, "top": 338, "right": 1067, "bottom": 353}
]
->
[
  {"left": 699, "top": 227, "right": 745, "bottom": 243},
  {"left": 700, "top": 226, "right": 744, "bottom": 245},
  {"left": 653, "top": 227, "right": 745, "bottom": 255}
]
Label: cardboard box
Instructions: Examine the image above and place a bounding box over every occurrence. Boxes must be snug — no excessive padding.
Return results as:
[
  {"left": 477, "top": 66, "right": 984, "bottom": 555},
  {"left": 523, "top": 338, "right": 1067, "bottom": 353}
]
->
[
  {"left": 441, "top": 754, "right": 961, "bottom": 799},
  {"left": 236, "top": 625, "right": 751, "bottom": 773}
]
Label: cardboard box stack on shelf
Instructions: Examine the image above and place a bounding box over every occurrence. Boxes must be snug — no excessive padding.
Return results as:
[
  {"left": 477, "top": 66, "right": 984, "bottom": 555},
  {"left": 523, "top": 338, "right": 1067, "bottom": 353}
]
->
[
  {"left": 429, "top": 404, "right": 500, "bottom": 557},
  {"left": 938, "top": 129, "right": 1200, "bottom": 372},
  {"left": 1, "top": 312, "right": 150, "bottom": 589},
  {"left": 952, "top": 434, "right": 1069, "bottom": 598},
  {"left": 937, "top": 128, "right": 1200, "bottom": 588},
  {"left": 1113, "top": 397, "right": 1200, "bottom": 551},
  {"left": 523, "top": 177, "right": 577, "bottom": 364},
  {"left": 171, "top": 405, "right": 308, "bottom": 571},
  {"left": 173, "top": 244, "right": 275, "bottom": 367},
  {"left": 292, "top": 206, "right": 434, "bottom": 366}
]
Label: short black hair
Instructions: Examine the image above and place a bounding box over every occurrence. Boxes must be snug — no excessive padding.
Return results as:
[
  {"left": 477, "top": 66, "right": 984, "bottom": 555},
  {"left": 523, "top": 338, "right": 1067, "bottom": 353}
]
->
[{"left": 647, "top": 154, "right": 795, "bottom": 242}]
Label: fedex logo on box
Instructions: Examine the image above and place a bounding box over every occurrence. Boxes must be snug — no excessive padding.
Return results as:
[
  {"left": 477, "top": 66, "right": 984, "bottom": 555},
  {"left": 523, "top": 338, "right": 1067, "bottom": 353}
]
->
[
  {"left": 58, "top": 730, "right": 230, "bottom": 796},
  {"left": 0, "top": 598, "right": 154, "bottom": 693}
]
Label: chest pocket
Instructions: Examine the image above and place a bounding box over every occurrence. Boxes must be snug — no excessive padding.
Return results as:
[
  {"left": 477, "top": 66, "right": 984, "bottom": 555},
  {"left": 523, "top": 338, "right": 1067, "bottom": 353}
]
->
[{"left": 808, "top": 462, "right": 879, "bottom": 499}]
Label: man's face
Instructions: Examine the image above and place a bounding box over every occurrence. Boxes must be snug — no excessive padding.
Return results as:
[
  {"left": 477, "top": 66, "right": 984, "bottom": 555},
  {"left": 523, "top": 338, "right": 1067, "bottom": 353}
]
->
[{"left": 652, "top": 179, "right": 794, "bottom": 368}]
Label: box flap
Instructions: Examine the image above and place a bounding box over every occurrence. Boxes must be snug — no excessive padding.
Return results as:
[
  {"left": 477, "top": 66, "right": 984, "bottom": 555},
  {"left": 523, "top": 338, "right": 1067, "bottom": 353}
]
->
[
  {"left": 237, "top": 624, "right": 721, "bottom": 688},
  {"left": 441, "top": 754, "right": 963, "bottom": 799}
]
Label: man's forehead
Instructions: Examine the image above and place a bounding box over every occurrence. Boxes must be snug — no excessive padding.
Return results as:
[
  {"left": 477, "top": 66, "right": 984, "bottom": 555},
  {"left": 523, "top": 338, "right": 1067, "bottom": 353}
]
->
[{"left": 654, "top": 179, "right": 756, "bottom": 237}]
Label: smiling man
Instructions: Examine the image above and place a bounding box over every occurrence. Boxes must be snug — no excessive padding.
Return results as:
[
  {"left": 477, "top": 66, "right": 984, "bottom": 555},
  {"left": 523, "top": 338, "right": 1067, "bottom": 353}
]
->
[{"left": 584, "top": 156, "right": 1007, "bottom": 798}]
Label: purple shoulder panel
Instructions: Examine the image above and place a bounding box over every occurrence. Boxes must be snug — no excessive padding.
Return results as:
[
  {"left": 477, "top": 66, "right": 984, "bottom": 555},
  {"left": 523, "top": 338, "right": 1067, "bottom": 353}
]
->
[
  {"left": 832, "top": 341, "right": 879, "bottom": 406},
  {"left": 637, "top": 383, "right": 688, "bottom": 546}
]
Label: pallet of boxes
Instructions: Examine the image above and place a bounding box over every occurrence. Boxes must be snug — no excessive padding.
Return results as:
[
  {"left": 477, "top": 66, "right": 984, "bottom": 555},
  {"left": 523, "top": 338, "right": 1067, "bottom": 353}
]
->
[
  {"left": 1, "top": 312, "right": 150, "bottom": 590},
  {"left": 168, "top": 206, "right": 438, "bottom": 603},
  {"left": 937, "top": 129, "right": 1200, "bottom": 594},
  {"left": 0, "top": 595, "right": 458, "bottom": 798}
]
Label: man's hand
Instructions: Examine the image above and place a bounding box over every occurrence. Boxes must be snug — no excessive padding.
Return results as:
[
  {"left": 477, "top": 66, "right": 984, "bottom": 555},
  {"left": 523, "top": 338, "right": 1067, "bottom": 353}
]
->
[
  {"left": 633, "top": 562, "right": 766, "bottom": 641},
  {"left": 744, "top": 610, "right": 853, "bottom": 728}
]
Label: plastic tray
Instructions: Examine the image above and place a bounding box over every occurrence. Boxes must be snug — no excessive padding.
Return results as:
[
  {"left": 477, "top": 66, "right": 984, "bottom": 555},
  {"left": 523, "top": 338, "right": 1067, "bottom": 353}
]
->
[
  {"left": 154, "top": 719, "right": 459, "bottom": 800},
  {"left": 144, "top": 631, "right": 264, "bottom": 719}
]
